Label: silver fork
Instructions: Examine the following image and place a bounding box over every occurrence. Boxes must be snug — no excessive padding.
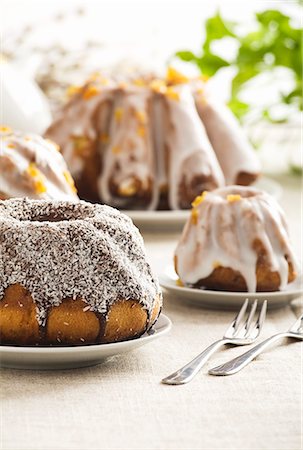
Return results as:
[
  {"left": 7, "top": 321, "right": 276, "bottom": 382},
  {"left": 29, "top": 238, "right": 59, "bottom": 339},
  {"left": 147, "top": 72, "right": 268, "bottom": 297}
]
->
[
  {"left": 209, "top": 313, "right": 303, "bottom": 376},
  {"left": 161, "top": 299, "right": 267, "bottom": 385}
]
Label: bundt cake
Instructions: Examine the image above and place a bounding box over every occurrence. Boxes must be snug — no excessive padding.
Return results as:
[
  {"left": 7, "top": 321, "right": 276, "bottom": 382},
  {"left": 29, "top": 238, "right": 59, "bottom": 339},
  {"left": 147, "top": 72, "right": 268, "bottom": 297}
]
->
[
  {"left": 45, "top": 69, "right": 260, "bottom": 210},
  {"left": 0, "top": 198, "right": 161, "bottom": 346},
  {"left": 175, "top": 186, "right": 297, "bottom": 292},
  {"left": 0, "top": 126, "right": 78, "bottom": 201}
]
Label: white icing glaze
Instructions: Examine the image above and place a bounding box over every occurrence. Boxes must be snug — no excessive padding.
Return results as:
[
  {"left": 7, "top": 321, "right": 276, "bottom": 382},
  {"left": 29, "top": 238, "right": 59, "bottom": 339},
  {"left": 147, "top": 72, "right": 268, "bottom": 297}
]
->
[
  {"left": 175, "top": 186, "right": 297, "bottom": 292},
  {"left": 0, "top": 198, "right": 161, "bottom": 325},
  {"left": 194, "top": 89, "right": 261, "bottom": 184},
  {"left": 45, "top": 75, "right": 228, "bottom": 210},
  {"left": 151, "top": 94, "right": 167, "bottom": 193},
  {"left": 46, "top": 86, "right": 116, "bottom": 177},
  {"left": 98, "top": 87, "right": 158, "bottom": 209},
  {"left": 163, "top": 84, "right": 224, "bottom": 209},
  {"left": 0, "top": 128, "right": 79, "bottom": 201}
]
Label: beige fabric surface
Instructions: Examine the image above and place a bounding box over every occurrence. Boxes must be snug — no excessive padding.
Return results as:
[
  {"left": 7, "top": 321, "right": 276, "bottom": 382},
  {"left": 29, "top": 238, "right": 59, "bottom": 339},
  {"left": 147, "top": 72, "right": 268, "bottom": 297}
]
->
[{"left": 1, "top": 175, "right": 302, "bottom": 450}]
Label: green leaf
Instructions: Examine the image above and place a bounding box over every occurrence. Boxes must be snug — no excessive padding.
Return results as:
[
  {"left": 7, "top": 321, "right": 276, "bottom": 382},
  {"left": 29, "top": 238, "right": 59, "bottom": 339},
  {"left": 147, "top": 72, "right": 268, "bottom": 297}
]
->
[
  {"left": 256, "top": 10, "right": 290, "bottom": 26},
  {"left": 282, "top": 86, "right": 303, "bottom": 110},
  {"left": 227, "top": 98, "right": 250, "bottom": 121},
  {"left": 262, "top": 109, "right": 288, "bottom": 123},
  {"left": 196, "top": 53, "right": 230, "bottom": 76},
  {"left": 231, "top": 67, "right": 260, "bottom": 96},
  {"left": 203, "top": 12, "right": 236, "bottom": 51},
  {"left": 290, "top": 164, "right": 303, "bottom": 176},
  {"left": 175, "top": 50, "right": 197, "bottom": 62},
  {"left": 270, "top": 37, "right": 302, "bottom": 76},
  {"left": 173, "top": 4, "right": 302, "bottom": 124},
  {"left": 237, "top": 29, "right": 277, "bottom": 66}
]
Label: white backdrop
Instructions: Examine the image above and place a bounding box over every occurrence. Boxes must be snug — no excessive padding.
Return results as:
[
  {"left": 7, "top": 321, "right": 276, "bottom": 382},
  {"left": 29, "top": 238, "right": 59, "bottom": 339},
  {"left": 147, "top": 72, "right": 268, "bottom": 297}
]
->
[
  {"left": 1, "top": 0, "right": 301, "bottom": 172},
  {"left": 2, "top": 0, "right": 298, "bottom": 68}
]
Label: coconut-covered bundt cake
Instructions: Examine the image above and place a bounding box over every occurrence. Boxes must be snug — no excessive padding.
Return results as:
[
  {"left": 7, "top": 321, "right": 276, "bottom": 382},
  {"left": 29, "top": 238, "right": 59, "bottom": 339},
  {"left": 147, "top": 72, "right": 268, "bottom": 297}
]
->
[
  {"left": 175, "top": 186, "right": 297, "bottom": 292},
  {"left": 0, "top": 198, "right": 162, "bottom": 346},
  {"left": 45, "top": 69, "right": 260, "bottom": 210},
  {"left": 0, "top": 126, "right": 78, "bottom": 201}
]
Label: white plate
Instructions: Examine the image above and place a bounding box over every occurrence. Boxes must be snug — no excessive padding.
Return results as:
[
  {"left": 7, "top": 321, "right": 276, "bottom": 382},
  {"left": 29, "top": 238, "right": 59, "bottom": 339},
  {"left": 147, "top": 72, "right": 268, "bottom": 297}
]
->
[
  {"left": 123, "top": 177, "right": 282, "bottom": 231},
  {"left": 0, "top": 314, "right": 172, "bottom": 370},
  {"left": 159, "top": 265, "right": 303, "bottom": 310}
]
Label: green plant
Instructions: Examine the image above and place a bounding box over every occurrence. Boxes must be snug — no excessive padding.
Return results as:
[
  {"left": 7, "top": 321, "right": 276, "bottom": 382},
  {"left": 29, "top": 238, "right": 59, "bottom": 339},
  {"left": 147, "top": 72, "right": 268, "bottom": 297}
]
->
[{"left": 175, "top": 7, "right": 302, "bottom": 123}]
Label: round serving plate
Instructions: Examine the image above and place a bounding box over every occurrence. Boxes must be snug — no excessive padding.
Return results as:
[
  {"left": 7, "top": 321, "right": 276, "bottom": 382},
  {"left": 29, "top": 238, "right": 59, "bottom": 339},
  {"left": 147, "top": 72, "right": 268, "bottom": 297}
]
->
[
  {"left": 159, "top": 265, "right": 303, "bottom": 310},
  {"left": 123, "top": 177, "right": 283, "bottom": 232},
  {"left": 0, "top": 314, "right": 172, "bottom": 370}
]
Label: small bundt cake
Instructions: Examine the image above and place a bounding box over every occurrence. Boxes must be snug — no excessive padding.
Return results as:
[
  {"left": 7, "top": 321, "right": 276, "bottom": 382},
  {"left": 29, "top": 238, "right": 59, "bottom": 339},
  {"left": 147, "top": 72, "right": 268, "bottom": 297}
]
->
[
  {"left": 0, "top": 198, "right": 161, "bottom": 346},
  {"left": 45, "top": 69, "right": 260, "bottom": 210},
  {"left": 0, "top": 126, "right": 78, "bottom": 201},
  {"left": 175, "top": 186, "right": 297, "bottom": 292}
]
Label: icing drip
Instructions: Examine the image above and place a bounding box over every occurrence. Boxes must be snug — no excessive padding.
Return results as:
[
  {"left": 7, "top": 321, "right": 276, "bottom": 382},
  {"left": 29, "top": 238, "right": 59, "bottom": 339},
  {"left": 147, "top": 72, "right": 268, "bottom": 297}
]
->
[
  {"left": 0, "top": 128, "right": 79, "bottom": 201},
  {"left": 163, "top": 84, "right": 224, "bottom": 209},
  {"left": 151, "top": 95, "right": 167, "bottom": 197},
  {"left": 175, "top": 186, "right": 297, "bottom": 292},
  {"left": 98, "top": 88, "right": 158, "bottom": 209},
  {"left": 45, "top": 74, "right": 230, "bottom": 210},
  {"left": 0, "top": 198, "right": 161, "bottom": 325},
  {"left": 194, "top": 87, "right": 261, "bottom": 184}
]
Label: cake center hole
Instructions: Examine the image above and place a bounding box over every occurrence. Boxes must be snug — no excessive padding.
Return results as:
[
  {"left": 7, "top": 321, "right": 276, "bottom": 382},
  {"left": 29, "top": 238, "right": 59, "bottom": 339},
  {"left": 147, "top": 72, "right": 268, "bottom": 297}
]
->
[{"left": 30, "top": 213, "right": 72, "bottom": 222}]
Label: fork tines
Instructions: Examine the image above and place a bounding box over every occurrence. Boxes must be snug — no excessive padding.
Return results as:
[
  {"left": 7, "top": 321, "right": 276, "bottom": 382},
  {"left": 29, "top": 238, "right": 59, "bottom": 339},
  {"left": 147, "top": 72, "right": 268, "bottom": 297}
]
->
[{"left": 227, "top": 299, "right": 267, "bottom": 339}]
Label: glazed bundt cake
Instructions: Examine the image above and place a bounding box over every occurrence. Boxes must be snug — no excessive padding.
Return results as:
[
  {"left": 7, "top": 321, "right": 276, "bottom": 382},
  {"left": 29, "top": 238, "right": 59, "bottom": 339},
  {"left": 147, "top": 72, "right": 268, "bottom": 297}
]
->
[
  {"left": 0, "top": 126, "right": 78, "bottom": 201},
  {"left": 0, "top": 198, "right": 161, "bottom": 346},
  {"left": 175, "top": 186, "right": 297, "bottom": 292},
  {"left": 45, "top": 69, "right": 260, "bottom": 210}
]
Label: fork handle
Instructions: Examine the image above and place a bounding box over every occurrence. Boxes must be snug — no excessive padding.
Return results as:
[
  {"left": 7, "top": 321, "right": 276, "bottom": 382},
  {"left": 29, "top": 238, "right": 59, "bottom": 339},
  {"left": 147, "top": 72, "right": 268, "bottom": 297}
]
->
[
  {"left": 208, "top": 332, "right": 292, "bottom": 376},
  {"left": 162, "top": 339, "right": 229, "bottom": 385}
]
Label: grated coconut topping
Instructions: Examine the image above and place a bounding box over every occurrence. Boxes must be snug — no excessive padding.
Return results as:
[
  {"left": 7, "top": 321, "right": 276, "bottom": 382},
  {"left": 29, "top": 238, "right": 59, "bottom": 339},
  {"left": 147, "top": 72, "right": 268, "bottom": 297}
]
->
[{"left": 0, "top": 198, "right": 161, "bottom": 325}]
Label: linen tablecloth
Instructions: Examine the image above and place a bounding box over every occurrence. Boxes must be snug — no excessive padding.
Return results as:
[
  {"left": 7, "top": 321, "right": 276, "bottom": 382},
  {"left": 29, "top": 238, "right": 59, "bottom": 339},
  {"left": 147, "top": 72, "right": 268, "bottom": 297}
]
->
[{"left": 1, "top": 175, "right": 302, "bottom": 450}]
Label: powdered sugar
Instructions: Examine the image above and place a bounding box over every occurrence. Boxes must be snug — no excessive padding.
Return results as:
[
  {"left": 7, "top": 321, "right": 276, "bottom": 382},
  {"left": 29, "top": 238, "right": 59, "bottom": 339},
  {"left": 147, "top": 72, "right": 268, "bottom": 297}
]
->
[{"left": 0, "top": 198, "right": 161, "bottom": 325}]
